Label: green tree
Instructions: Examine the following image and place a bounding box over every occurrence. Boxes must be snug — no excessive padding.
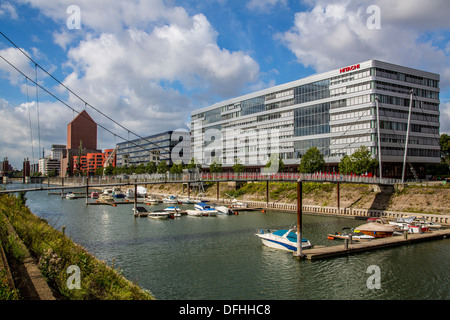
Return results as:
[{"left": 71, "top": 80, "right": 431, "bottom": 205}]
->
[
  {"left": 104, "top": 164, "right": 114, "bottom": 176},
  {"left": 232, "top": 159, "right": 246, "bottom": 173},
  {"left": 298, "top": 147, "right": 325, "bottom": 173},
  {"left": 186, "top": 158, "right": 201, "bottom": 170},
  {"left": 170, "top": 162, "right": 184, "bottom": 174},
  {"left": 135, "top": 163, "right": 146, "bottom": 174},
  {"left": 145, "top": 161, "right": 157, "bottom": 174},
  {"left": 209, "top": 159, "right": 222, "bottom": 173},
  {"left": 157, "top": 160, "right": 169, "bottom": 174},
  {"left": 338, "top": 146, "right": 378, "bottom": 175},
  {"left": 440, "top": 134, "right": 450, "bottom": 166},
  {"left": 264, "top": 153, "right": 285, "bottom": 173}
]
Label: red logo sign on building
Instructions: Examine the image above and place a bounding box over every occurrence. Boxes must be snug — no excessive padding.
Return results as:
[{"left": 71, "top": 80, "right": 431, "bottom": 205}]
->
[{"left": 340, "top": 64, "right": 360, "bottom": 74}]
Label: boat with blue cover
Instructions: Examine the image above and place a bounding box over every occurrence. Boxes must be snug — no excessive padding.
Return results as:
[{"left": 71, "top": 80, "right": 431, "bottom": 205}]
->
[
  {"left": 187, "top": 202, "right": 218, "bottom": 216},
  {"left": 256, "top": 228, "right": 312, "bottom": 252}
]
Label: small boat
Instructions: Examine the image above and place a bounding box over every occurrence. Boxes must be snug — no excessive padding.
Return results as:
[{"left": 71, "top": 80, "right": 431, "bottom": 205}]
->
[
  {"left": 215, "top": 205, "right": 234, "bottom": 215},
  {"left": 145, "top": 197, "right": 160, "bottom": 205},
  {"left": 113, "top": 192, "right": 126, "bottom": 199},
  {"left": 125, "top": 189, "right": 134, "bottom": 198},
  {"left": 354, "top": 218, "right": 397, "bottom": 238},
  {"left": 103, "top": 188, "right": 113, "bottom": 195},
  {"left": 231, "top": 198, "right": 248, "bottom": 209},
  {"left": 164, "top": 206, "right": 181, "bottom": 212},
  {"left": 179, "top": 196, "right": 194, "bottom": 204},
  {"left": 389, "top": 216, "right": 440, "bottom": 232},
  {"left": 163, "top": 195, "right": 178, "bottom": 204},
  {"left": 327, "top": 228, "right": 375, "bottom": 241},
  {"left": 186, "top": 209, "right": 204, "bottom": 216},
  {"left": 147, "top": 210, "right": 170, "bottom": 219},
  {"left": 99, "top": 194, "right": 114, "bottom": 202},
  {"left": 90, "top": 192, "right": 99, "bottom": 199},
  {"left": 66, "top": 192, "right": 76, "bottom": 200},
  {"left": 256, "top": 228, "right": 312, "bottom": 252},
  {"left": 194, "top": 202, "right": 218, "bottom": 216}
]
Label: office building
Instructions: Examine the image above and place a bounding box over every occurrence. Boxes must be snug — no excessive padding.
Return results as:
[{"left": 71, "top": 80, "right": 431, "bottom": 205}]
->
[
  {"left": 190, "top": 60, "right": 440, "bottom": 178},
  {"left": 116, "top": 130, "right": 191, "bottom": 167}
]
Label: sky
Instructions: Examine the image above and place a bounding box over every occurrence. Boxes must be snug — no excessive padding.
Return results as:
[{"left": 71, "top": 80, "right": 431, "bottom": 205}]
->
[{"left": 1, "top": 0, "right": 450, "bottom": 169}]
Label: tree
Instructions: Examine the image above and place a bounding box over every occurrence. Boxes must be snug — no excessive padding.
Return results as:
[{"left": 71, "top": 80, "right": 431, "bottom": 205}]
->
[
  {"left": 157, "top": 160, "right": 169, "bottom": 174},
  {"left": 186, "top": 157, "right": 201, "bottom": 171},
  {"left": 145, "top": 161, "right": 157, "bottom": 174},
  {"left": 440, "top": 134, "right": 450, "bottom": 166},
  {"left": 338, "top": 146, "right": 378, "bottom": 175},
  {"left": 170, "top": 162, "right": 184, "bottom": 174},
  {"left": 209, "top": 159, "right": 222, "bottom": 173},
  {"left": 232, "top": 159, "right": 246, "bottom": 173},
  {"left": 104, "top": 164, "right": 114, "bottom": 176},
  {"left": 135, "top": 163, "right": 146, "bottom": 174},
  {"left": 298, "top": 147, "right": 325, "bottom": 173}
]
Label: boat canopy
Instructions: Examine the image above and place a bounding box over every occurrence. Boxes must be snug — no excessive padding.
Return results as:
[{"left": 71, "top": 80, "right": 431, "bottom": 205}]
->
[{"left": 273, "top": 230, "right": 308, "bottom": 242}]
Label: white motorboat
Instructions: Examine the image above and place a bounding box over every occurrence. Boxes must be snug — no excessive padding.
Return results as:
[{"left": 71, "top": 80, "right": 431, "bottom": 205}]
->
[
  {"left": 179, "top": 196, "right": 194, "bottom": 204},
  {"left": 389, "top": 216, "right": 431, "bottom": 234},
  {"left": 148, "top": 210, "right": 170, "bottom": 219},
  {"left": 186, "top": 209, "right": 204, "bottom": 216},
  {"left": 145, "top": 197, "right": 160, "bottom": 205},
  {"left": 231, "top": 198, "right": 248, "bottom": 209},
  {"left": 163, "top": 195, "right": 179, "bottom": 204},
  {"left": 327, "top": 228, "right": 375, "bottom": 241},
  {"left": 215, "top": 205, "right": 234, "bottom": 215},
  {"left": 355, "top": 218, "right": 397, "bottom": 238},
  {"left": 164, "top": 206, "right": 181, "bottom": 212},
  {"left": 103, "top": 188, "right": 113, "bottom": 195},
  {"left": 90, "top": 192, "right": 99, "bottom": 199},
  {"left": 66, "top": 192, "right": 76, "bottom": 200},
  {"left": 194, "top": 202, "right": 217, "bottom": 216},
  {"left": 256, "top": 228, "right": 312, "bottom": 252}
]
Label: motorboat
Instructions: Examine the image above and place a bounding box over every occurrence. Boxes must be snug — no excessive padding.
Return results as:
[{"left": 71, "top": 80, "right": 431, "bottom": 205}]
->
[
  {"left": 145, "top": 197, "right": 160, "bottom": 205},
  {"left": 103, "top": 188, "right": 113, "bottom": 195},
  {"left": 147, "top": 210, "right": 170, "bottom": 219},
  {"left": 113, "top": 191, "right": 126, "bottom": 199},
  {"left": 90, "top": 192, "right": 99, "bottom": 199},
  {"left": 163, "top": 195, "right": 179, "bottom": 204},
  {"left": 256, "top": 228, "right": 312, "bottom": 252},
  {"left": 98, "top": 194, "right": 114, "bottom": 202},
  {"left": 164, "top": 206, "right": 181, "bottom": 213},
  {"left": 186, "top": 209, "right": 204, "bottom": 216},
  {"left": 66, "top": 192, "right": 76, "bottom": 200},
  {"left": 125, "top": 189, "right": 134, "bottom": 198},
  {"left": 179, "top": 196, "right": 194, "bottom": 204},
  {"left": 327, "top": 227, "right": 375, "bottom": 241},
  {"left": 215, "top": 205, "right": 234, "bottom": 215},
  {"left": 231, "top": 198, "right": 248, "bottom": 209},
  {"left": 388, "top": 216, "right": 430, "bottom": 234},
  {"left": 354, "top": 218, "right": 397, "bottom": 238},
  {"left": 194, "top": 202, "right": 218, "bottom": 216}
]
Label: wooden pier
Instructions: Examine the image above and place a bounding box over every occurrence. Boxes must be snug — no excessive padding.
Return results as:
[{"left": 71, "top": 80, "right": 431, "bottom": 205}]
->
[{"left": 299, "top": 228, "right": 450, "bottom": 260}]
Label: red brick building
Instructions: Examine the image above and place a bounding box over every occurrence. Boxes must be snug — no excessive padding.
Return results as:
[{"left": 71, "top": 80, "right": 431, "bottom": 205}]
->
[{"left": 60, "top": 111, "right": 115, "bottom": 176}]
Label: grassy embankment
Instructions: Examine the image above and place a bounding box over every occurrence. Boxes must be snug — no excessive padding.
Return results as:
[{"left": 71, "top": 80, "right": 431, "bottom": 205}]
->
[
  {"left": 148, "top": 181, "right": 450, "bottom": 215},
  {"left": 0, "top": 193, "right": 154, "bottom": 300}
]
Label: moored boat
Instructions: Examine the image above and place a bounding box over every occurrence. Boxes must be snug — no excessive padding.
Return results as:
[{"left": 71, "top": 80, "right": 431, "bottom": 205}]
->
[
  {"left": 327, "top": 227, "right": 375, "bottom": 241},
  {"left": 354, "top": 218, "right": 397, "bottom": 238},
  {"left": 163, "top": 195, "right": 178, "bottom": 204},
  {"left": 256, "top": 228, "right": 312, "bottom": 252},
  {"left": 66, "top": 192, "right": 76, "bottom": 200},
  {"left": 231, "top": 198, "right": 248, "bottom": 209},
  {"left": 90, "top": 192, "right": 99, "bottom": 199},
  {"left": 125, "top": 188, "right": 134, "bottom": 198},
  {"left": 215, "top": 205, "right": 234, "bottom": 215},
  {"left": 194, "top": 202, "right": 218, "bottom": 216},
  {"left": 147, "top": 210, "right": 170, "bottom": 219}
]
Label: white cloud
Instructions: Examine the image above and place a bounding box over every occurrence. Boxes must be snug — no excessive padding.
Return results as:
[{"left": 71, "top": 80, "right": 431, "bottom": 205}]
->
[
  {"left": 247, "top": 0, "right": 287, "bottom": 12},
  {"left": 0, "top": 2, "right": 18, "bottom": 20}
]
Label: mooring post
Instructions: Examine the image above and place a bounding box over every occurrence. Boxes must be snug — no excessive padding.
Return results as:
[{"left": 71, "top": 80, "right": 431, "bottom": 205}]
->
[
  {"left": 337, "top": 182, "right": 340, "bottom": 214},
  {"left": 85, "top": 178, "right": 89, "bottom": 205},
  {"left": 188, "top": 182, "right": 190, "bottom": 198},
  {"left": 295, "top": 179, "right": 303, "bottom": 258},
  {"left": 217, "top": 182, "right": 220, "bottom": 202},
  {"left": 61, "top": 177, "right": 64, "bottom": 197},
  {"left": 266, "top": 181, "right": 269, "bottom": 208}
]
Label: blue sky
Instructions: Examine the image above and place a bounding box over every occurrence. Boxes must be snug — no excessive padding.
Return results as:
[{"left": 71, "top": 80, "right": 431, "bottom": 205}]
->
[{"left": 1, "top": 0, "right": 450, "bottom": 168}]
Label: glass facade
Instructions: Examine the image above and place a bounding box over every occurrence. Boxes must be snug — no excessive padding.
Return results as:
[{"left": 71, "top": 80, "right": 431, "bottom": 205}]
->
[{"left": 191, "top": 60, "right": 441, "bottom": 171}]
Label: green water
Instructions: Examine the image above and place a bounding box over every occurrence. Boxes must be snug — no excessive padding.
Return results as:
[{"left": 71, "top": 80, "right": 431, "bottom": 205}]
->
[{"left": 17, "top": 188, "right": 450, "bottom": 300}]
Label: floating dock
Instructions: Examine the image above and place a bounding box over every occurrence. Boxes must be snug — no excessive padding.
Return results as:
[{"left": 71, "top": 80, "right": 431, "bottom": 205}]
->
[{"left": 299, "top": 228, "right": 450, "bottom": 260}]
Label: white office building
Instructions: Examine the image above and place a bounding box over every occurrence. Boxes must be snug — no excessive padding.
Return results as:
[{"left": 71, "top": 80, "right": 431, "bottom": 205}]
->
[{"left": 190, "top": 60, "right": 440, "bottom": 178}]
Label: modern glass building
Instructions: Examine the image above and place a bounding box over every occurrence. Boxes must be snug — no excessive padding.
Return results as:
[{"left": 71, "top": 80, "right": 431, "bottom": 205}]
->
[
  {"left": 116, "top": 130, "right": 191, "bottom": 167},
  {"left": 190, "top": 60, "right": 440, "bottom": 178}
]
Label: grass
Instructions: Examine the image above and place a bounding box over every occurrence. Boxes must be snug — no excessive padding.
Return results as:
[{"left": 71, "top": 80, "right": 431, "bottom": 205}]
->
[{"left": 0, "top": 194, "right": 154, "bottom": 300}]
